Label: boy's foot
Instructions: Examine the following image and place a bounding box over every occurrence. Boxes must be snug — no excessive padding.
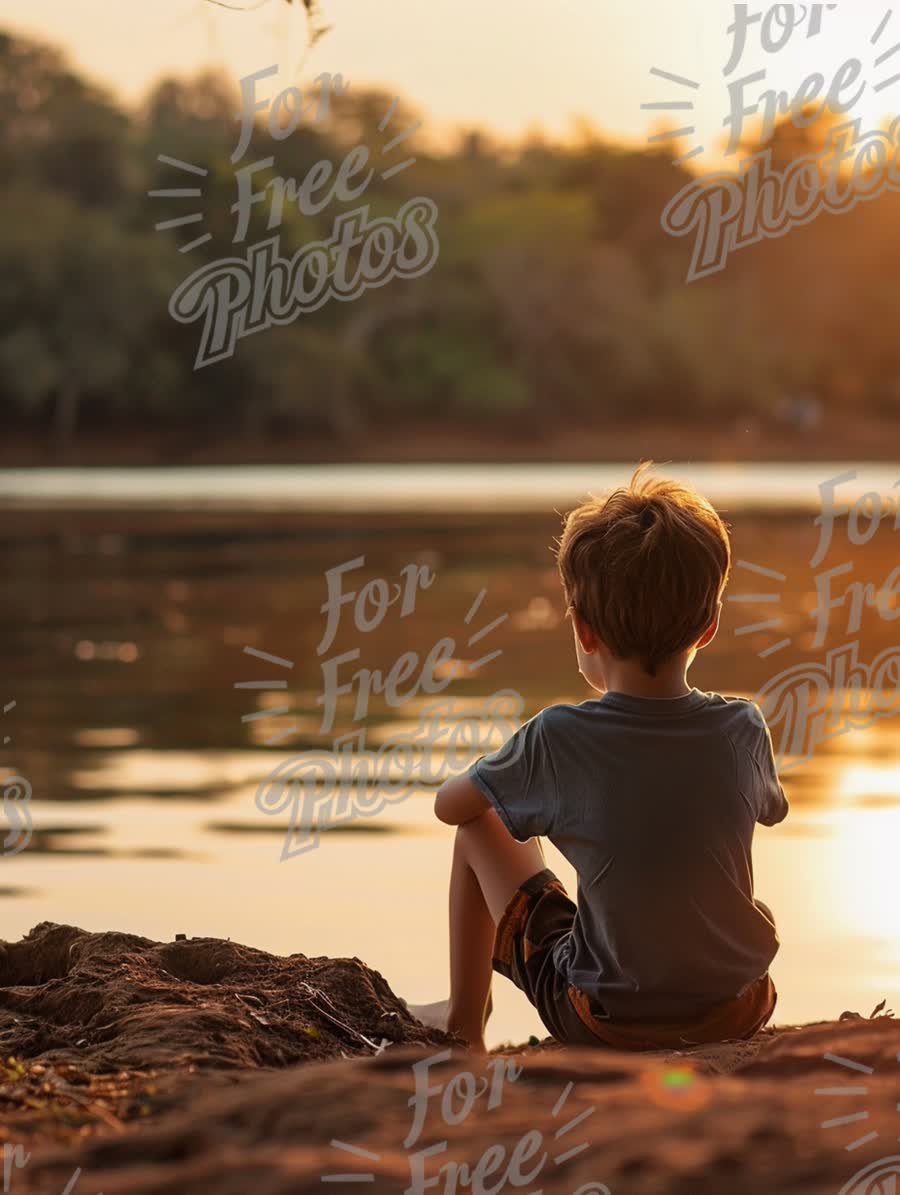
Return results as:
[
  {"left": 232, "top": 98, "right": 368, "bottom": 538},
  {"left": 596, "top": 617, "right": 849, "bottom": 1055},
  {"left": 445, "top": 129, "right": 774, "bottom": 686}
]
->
[
  {"left": 404, "top": 993, "right": 493, "bottom": 1052},
  {"left": 406, "top": 1001, "right": 487, "bottom": 1052}
]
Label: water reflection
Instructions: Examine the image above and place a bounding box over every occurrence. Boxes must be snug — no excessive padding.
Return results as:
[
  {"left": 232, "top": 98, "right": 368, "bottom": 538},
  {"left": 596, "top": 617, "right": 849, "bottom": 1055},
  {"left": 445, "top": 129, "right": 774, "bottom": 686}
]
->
[
  {"left": 837, "top": 804, "right": 900, "bottom": 957},
  {"left": 73, "top": 728, "right": 140, "bottom": 749},
  {"left": 68, "top": 751, "right": 265, "bottom": 795},
  {"left": 23, "top": 825, "right": 107, "bottom": 855},
  {"left": 207, "top": 820, "right": 407, "bottom": 837},
  {"left": 838, "top": 761, "right": 900, "bottom": 802}
]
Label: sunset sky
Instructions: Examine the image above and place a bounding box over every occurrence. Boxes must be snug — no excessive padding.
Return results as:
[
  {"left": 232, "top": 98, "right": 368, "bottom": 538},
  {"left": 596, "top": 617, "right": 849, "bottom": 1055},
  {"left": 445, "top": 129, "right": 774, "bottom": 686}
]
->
[{"left": 5, "top": 1, "right": 900, "bottom": 163}]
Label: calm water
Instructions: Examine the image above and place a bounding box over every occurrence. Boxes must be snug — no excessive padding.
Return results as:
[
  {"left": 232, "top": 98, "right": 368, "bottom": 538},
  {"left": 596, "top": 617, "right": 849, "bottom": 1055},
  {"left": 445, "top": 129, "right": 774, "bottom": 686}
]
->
[{"left": 2, "top": 469, "right": 900, "bottom": 1047}]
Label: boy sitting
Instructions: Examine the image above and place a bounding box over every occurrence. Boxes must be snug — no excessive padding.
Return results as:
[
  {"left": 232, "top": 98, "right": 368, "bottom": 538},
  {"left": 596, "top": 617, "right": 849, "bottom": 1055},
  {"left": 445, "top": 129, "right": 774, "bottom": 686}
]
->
[{"left": 412, "top": 465, "right": 787, "bottom": 1052}]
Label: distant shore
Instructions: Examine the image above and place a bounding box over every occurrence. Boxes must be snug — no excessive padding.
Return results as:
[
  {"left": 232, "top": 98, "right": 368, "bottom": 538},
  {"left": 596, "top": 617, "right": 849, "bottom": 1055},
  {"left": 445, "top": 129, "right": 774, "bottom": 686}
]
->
[{"left": 4, "top": 413, "right": 900, "bottom": 469}]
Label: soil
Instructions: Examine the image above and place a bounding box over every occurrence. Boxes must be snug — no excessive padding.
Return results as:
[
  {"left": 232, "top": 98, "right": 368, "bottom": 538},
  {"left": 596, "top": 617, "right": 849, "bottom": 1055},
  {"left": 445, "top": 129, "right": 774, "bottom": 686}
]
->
[
  {"left": 0, "top": 922, "right": 457, "bottom": 1150},
  {"left": 2, "top": 922, "right": 899, "bottom": 1195}
]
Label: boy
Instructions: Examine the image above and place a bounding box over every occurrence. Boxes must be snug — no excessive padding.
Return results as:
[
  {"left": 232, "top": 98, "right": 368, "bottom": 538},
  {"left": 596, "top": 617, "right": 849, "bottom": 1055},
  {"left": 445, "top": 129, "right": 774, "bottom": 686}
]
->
[{"left": 412, "top": 465, "right": 788, "bottom": 1052}]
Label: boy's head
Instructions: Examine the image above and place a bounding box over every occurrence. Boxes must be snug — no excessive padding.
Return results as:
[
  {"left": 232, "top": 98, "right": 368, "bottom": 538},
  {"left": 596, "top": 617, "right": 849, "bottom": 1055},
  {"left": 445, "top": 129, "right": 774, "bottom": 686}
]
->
[{"left": 556, "top": 464, "right": 731, "bottom": 681}]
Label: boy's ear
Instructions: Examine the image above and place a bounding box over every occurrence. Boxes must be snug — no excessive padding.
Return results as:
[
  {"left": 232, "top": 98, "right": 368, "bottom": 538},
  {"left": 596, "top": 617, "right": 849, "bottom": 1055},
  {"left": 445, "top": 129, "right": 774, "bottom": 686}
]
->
[
  {"left": 572, "top": 610, "right": 599, "bottom": 654},
  {"left": 695, "top": 602, "right": 722, "bottom": 650}
]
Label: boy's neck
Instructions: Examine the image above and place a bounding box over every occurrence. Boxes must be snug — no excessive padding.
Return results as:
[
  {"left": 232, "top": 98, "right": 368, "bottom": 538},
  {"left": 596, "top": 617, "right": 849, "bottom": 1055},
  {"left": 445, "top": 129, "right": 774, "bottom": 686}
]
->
[{"left": 600, "top": 656, "right": 692, "bottom": 700}]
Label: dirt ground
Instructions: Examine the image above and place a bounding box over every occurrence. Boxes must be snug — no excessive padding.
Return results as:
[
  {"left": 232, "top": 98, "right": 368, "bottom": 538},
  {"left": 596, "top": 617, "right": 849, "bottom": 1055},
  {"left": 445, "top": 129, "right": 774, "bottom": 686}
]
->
[{"left": 2, "top": 923, "right": 899, "bottom": 1194}]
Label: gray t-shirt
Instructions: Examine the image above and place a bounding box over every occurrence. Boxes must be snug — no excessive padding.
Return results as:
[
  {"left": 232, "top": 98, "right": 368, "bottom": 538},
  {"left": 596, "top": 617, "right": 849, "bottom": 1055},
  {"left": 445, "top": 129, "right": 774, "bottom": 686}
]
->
[{"left": 469, "top": 689, "right": 788, "bottom": 1019}]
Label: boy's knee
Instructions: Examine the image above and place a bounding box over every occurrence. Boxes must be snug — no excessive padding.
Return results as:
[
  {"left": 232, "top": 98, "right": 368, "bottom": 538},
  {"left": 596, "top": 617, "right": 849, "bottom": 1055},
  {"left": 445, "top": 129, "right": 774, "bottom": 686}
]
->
[
  {"left": 456, "top": 807, "right": 495, "bottom": 838},
  {"left": 454, "top": 808, "right": 506, "bottom": 853}
]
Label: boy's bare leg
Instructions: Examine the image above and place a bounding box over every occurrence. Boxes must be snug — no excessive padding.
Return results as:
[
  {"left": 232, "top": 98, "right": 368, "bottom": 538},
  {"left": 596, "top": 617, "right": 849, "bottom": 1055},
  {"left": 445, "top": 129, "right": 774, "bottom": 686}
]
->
[{"left": 441, "top": 808, "right": 545, "bottom": 1051}]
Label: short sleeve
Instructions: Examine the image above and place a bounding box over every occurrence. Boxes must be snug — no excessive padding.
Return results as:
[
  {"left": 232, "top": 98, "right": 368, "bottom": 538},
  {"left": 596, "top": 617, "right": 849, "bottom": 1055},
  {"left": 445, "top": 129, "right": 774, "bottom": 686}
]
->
[
  {"left": 749, "top": 703, "right": 789, "bottom": 827},
  {"left": 467, "top": 710, "right": 557, "bottom": 842}
]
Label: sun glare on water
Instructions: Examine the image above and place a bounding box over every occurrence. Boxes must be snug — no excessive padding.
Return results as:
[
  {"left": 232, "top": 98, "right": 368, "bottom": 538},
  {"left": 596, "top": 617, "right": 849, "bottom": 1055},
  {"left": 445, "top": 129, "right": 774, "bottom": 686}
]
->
[
  {"left": 838, "top": 763, "right": 900, "bottom": 803},
  {"left": 830, "top": 764, "right": 900, "bottom": 953}
]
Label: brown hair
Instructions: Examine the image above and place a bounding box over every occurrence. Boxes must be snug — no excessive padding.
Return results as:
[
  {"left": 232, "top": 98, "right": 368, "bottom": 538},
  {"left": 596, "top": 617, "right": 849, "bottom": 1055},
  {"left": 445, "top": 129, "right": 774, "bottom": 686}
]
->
[{"left": 556, "top": 463, "right": 731, "bottom": 676}]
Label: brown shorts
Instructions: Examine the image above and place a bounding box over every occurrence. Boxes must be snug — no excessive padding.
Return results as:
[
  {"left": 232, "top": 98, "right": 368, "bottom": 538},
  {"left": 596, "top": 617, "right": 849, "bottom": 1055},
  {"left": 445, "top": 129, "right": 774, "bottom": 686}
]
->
[{"left": 492, "top": 868, "right": 777, "bottom": 1050}]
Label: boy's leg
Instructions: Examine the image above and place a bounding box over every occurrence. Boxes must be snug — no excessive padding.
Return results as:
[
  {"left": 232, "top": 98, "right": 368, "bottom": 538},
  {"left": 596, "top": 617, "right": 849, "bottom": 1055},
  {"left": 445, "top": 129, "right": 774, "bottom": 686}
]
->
[{"left": 447, "top": 808, "right": 545, "bottom": 1050}]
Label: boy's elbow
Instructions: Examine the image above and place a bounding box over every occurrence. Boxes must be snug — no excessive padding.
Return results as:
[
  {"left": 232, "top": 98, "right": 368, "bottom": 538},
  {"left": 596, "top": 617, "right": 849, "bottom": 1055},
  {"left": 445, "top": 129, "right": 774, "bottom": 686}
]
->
[
  {"left": 434, "top": 775, "right": 490, "bottom": 825},
  {"left": 434, "top": 782, "right": 464, "bottom": 825},
  {"left": 434, "top": 787, "right": 454, "bottom": 824}
]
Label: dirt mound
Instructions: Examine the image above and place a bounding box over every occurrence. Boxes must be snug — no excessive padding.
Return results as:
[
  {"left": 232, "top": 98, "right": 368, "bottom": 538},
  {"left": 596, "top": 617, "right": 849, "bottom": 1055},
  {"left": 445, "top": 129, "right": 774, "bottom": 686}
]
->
[
  {"left": 0, "top": 922, "right": 455, "bottom": 1072},
  {"left": 0, "top": 922, "right": 457, "bottom": 1149}
]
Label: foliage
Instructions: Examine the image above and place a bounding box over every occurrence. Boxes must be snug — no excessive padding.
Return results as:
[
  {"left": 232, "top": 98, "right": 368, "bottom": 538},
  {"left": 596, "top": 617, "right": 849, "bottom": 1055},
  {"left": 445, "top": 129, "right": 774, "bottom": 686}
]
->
[{"left": 2, "top": 27, "right": 900, "bottom": 448}]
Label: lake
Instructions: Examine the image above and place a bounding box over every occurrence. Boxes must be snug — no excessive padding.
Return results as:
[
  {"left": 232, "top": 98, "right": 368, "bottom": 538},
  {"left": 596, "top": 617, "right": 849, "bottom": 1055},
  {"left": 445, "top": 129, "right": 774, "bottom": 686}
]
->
[{"left": 1, "top": 463, "right": 899, "bottom": 1047}]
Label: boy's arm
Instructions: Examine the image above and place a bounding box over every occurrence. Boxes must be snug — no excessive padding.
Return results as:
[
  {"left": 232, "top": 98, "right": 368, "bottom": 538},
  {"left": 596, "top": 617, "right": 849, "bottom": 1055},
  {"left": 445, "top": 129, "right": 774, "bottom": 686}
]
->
[
  {"left": 758, "top": 765, "right": 789, "bottom": 826},
  {"left": 435, "top": 775, "right": 490, "bottom": 825},
  {"left": 438, "top": 710, "right": 556, "bottom": 841},
  {"left": 752, "top": 705, "right": 789, "bottom": 826}
]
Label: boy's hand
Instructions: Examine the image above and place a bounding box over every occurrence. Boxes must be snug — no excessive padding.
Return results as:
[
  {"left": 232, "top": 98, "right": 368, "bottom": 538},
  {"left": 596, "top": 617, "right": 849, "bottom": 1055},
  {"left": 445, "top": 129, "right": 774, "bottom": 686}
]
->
[{"left": 434, "top": 775, "right": 490, "bottom": 825}]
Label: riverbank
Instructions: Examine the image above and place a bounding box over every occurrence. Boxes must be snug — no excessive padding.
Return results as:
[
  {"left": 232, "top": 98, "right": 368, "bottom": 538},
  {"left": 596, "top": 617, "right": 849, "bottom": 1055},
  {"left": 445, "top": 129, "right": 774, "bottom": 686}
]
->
[
  {"left": 5, "top": 411, "right": 900, "bottom": 469},
  {"left": 2, "top": 924, "right": 898, "bottom": 1194}
]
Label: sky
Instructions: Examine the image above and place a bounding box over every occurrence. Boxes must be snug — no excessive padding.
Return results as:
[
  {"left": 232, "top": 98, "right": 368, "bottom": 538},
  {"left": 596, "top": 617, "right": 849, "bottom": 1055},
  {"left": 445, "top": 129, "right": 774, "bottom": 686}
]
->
[{"left": 4, "top": 0, "right": 900, "bottom": 164}]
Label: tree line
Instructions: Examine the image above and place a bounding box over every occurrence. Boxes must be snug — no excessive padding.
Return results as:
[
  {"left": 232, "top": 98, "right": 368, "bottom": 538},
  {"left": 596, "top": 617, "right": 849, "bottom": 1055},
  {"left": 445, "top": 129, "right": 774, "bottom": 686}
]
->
[{"left": 2, "top": 28, "right": 899, "bottom": 450}]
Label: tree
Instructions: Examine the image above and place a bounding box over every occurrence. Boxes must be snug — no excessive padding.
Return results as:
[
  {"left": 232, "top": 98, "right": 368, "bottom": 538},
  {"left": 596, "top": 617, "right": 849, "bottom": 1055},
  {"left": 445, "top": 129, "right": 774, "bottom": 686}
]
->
[
  {"left": 0, "top": 32, "right": 130, "bottom": 207},
  {"left": 0, "top": 188, "right": 183, "bottom": 446}
]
